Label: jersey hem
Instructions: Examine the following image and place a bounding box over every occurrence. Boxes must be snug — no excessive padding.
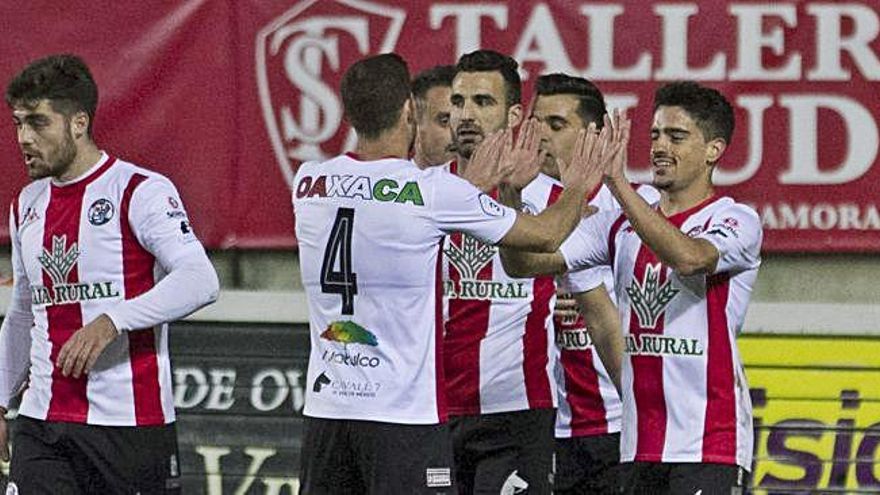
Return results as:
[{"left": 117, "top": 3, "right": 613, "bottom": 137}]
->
[
  {"left": 556, "top": 424, "right": 622, "bottom": 438},
  {"left": 624, "top": 453, "right": 744, "bottom": 467},
  {"left": 303, "top": 410, "right": 443, "bottom": 425},
  {"left": 18, "top": 411, "right": 173, "bottom": 426},
  {"left": 448, "top": 402, "right": 556, "bottom": 417}
]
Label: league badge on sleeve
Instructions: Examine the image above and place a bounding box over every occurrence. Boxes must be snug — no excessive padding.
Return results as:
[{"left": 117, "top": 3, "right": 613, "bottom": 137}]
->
[{"left": 479, "top": 193, "right": 505, "bottom": 217}]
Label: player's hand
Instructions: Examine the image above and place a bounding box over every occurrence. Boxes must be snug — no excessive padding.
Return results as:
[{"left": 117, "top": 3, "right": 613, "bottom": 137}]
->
[
  {"left": 0, "top": 409, "right": 9, "bottom": 462},
  {"left": 559, "top": 123, "right": 616, "bottom": 194},
  {"left": 554, "top": 291, "right": 579, "bottom": 326},
  {"left": 57, "top": 314, "right": 119, "bottom": 379},
  {"left": 499, "top": 118, "right": 545, "bottom": 190},
  {"left": 461, "top": 130, "right": 506, "bottom": 193},
  {"left": 603, "top": 109, "right": 631, "bottom": 184}
]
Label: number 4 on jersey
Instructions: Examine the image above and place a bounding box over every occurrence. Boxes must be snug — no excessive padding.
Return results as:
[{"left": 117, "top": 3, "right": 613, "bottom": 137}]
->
[{"left": 321, "top": 208, "right": 358, "bottom": 314}]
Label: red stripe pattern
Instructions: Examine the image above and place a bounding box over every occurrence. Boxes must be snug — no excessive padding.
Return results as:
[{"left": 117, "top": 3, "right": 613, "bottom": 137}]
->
[
  {"left": 521, "top": 184, "right": 563, "bottom": 407},
  {"left": 628, "top": 244, "right": 669, "bottom": 460},
  {"left": 702, "top": 272, "right": 736, "bottom": 462},
  {"left": 44, "top": 184, "right": 89, "bottom": 422},
  {"left": 560, "top": 342, "right": 607, "bottom": 435},
  {"left": 444, "top": 230, "right": 494, "bottom": 415},
  {"left": 120, "top": 173, "right": 164, "bottom": 425}
]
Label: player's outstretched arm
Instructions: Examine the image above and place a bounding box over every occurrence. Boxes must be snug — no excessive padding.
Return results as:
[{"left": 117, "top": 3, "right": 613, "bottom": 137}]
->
[
  {"left": 573, "top": 286, "right": 623, "bottom": 394},
  {"left": 603, "top": 111, "right": 719, "bottom": 275}
]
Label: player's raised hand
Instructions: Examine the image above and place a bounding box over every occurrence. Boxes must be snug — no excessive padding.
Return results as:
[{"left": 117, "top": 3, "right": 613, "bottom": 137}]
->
[
  {"left": 461, "top": 130, "right": 505, "bottom": 193},
  {"left": 560, "top": 122, "right": 621, "bottom": 195},
  {"left": 604, "top": 109, "right": 631, "bottom": 184},
  {"left": 500, "top": 118, "right": 546, "bottom": 190},
  {"left": 57, "top": 314, "right": 119, "bottom": 379}
]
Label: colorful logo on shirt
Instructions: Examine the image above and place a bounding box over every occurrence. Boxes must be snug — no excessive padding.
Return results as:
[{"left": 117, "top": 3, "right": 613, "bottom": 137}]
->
[
  {"left": 444, "top": 235, "right": 529, "bottom": 301},
  {"left": 31, "top": 235, "right": 120, "bottom": 307},
  {"left": 87, "top": 198, "right": 114, "bottom": 226},
  {"left": 320, "top": 321, "right": 378, "bottom": 346},
  {"left": 295, "top": 174, "right": 424, "bottom": 206},
  {"left": 625, "top": 263, "right": 679, "bottom": 329}
]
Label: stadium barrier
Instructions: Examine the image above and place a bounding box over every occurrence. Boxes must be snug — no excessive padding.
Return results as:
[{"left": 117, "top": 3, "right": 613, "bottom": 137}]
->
[{"left": 1, "top": 289, "right": 878, "bottom": 494}]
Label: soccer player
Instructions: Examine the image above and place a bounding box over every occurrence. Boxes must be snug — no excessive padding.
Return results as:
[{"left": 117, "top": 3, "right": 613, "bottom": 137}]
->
[
  {"left": 412, "top": 65, "right": 456, "bottom": 168},
  {"left": 442, "top": 50, "right": 567, "bottom": 494},
  {"left": 501, "top": 82, "right": 761, "bottom": 494},
  {"left": 292, "top": 53, "right": 615, "bottom": 495},
  {"left": 526, "top": 73, "right": 659, "bottom": 495},
  {"left": 0, "top": 54, "right": 219, "bottom": 493}
]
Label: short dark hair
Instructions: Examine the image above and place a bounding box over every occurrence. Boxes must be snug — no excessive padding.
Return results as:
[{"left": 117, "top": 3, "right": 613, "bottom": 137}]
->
[
  {"left": 5, "top": 54, "right": 98, "bottom": 135},
  {"left": 411, "top": 65, "right": 456, "bottom": 100},
  {"left": 536, "top": 73, "right": 607, "bottom": 129},
  {"left": 653, "top": 81, "right": 734, "bottom": 144},
  {"left": 455, "top": 50, "right": 521, "bottom": 107},
  {"left": 341, "top": 53, "right": 411, "bottom": 139}
]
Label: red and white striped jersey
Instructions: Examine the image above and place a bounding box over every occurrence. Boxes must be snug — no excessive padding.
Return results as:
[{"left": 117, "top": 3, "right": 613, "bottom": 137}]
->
[
  {"left": 560, "top": 195, "right": 761, "bottom": 469},
  {"left": 554, "top": 183, "right": 659, "bottom": 439},
  {"left": 293, "top": 154, "right": 516, "bottom": 425},
  {"left": 442, "top": 171, "right": 559, "bottom": 416},
  {"left": 0, "top": 153, "right": 218, "bottom": 426}
]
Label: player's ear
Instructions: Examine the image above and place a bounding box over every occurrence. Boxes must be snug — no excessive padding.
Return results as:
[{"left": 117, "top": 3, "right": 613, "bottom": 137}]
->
[
  {"left": 706, "top": 137, "right": 726, "bottom": 165},
  {"left": 71, "top": 111, "right": 89, "bottom": 139},
  {"left": 403, "top": 97, "right": 415, "bottom": 126},
  {"left": 507, "top": 103, "right": 524, "bottom": 129}
]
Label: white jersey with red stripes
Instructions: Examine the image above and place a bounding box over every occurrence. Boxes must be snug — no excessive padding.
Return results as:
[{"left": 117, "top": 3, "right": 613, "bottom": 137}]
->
[
  {"left": 293, "top": 154, "right": 516, "bottom": 425},
  {"left": 560, "top": 195, "right": 761, "bottom": 468},
  {"left": 442, "top": 170, "right": 559, "bottom": 416},
  {"left": 554, "top": 183, "right": 660, "bottom": 439},
  {"left": 2, "top": 153, "right": 212, "bottom": 426}
]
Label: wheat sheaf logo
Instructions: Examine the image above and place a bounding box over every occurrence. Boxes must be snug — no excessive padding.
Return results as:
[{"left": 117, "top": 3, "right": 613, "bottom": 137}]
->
[
  {"left": 38, "top": 235, "right": 79, "bottom": 285},
  {"left": 626, "top": 263, "right": 680, "bottom": 329},
  {"left": 445, "top": 235, "right": 496, "bottom": 280}
]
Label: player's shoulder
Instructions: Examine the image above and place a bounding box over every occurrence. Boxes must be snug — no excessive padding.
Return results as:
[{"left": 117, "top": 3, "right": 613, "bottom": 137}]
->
[
  {"left": 17, "top": 177, "right": 50, "bottom": 203},
  {"left": 710, "top": 196, "right": 760, "bottom": 222},
  {"left": 108, "top": 156, "right": 176, "bottom": 189}
]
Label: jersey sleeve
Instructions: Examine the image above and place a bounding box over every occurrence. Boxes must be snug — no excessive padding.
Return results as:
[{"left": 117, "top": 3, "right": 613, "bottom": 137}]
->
[
  {"left": 698, "top": 203, "right": 763, "bottom": 274},
  {"left": 103, "top": 177, "right": 219, "bottom": 332},
  {"left": 558, "top": 265, "right": 607, "bottom": 295},
  {"left": 429, "top": 170, "right": 516, "bottom": 244},
  {"left": 559, "top": 210, "right": 616, "bottom": 272},
  {"left": 0, "top": 201, "right": 34, "bottom": 408}
]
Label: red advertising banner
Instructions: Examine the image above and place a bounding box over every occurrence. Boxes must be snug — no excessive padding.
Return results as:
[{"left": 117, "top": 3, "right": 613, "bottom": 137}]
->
[{"left": 1, "top": 1, "right": 878, "bottom": 251}]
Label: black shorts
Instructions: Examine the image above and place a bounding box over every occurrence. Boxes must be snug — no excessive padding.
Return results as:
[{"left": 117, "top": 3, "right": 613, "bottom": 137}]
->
[
  {"left": 620, "top": 461, "right": 749, "bottom": 495},
  {"left": 9, "top": 415, "right": 181, "bottom": 494},
  {"left": 449, "top": 408, "right": 555, "bottom": 495},
  {"left": 554, "top": 432, "right": 621, "bottom": 495},
  {"left": 299, "top": 416, "right": 455, "bottom": 494}
]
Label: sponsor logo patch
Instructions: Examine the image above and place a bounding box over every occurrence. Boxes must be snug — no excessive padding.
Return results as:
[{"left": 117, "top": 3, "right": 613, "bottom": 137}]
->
[{"left": 87, "top": 198, "right": 114, "bottom": 226}]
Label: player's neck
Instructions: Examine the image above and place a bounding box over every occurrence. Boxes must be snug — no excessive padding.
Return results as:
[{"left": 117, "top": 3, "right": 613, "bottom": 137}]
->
[
  {"left": 659, "top": 182, "right": 715, "bottom": 217},
  {"left": 455, "top": 155, "right": 470, "bottom": 176},
  {"left": 56, "top": 142, "right": 103, "bottom": 183},
  {"left": 354, "top": 129, "right": 410, "bottom": 161}
]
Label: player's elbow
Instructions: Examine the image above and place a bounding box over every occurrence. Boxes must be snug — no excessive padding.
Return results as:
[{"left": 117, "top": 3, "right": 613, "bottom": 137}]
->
[
  {"left": 499, "top": 251, "right": 534, "bottom": 278},
  {"left": 669, "top": 254, "right": 712, "bottom": 277}
]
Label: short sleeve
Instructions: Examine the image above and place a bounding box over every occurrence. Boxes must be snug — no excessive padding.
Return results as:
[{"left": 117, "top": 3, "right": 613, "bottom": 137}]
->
[
  {"left": 558, "top": 265, "right": 607, "bottom": 294},
  {"left": 127, "top": 177, "right": 206, "bottom": 269},
  {"left": 430, "top": 170, "right": 516, "bottom": 244},
  {"left": 559, "top": 210, "right": 617, "bottom": 271},
  {"left": 698, "top": 204, "right": 763, "bottom": 274}
]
